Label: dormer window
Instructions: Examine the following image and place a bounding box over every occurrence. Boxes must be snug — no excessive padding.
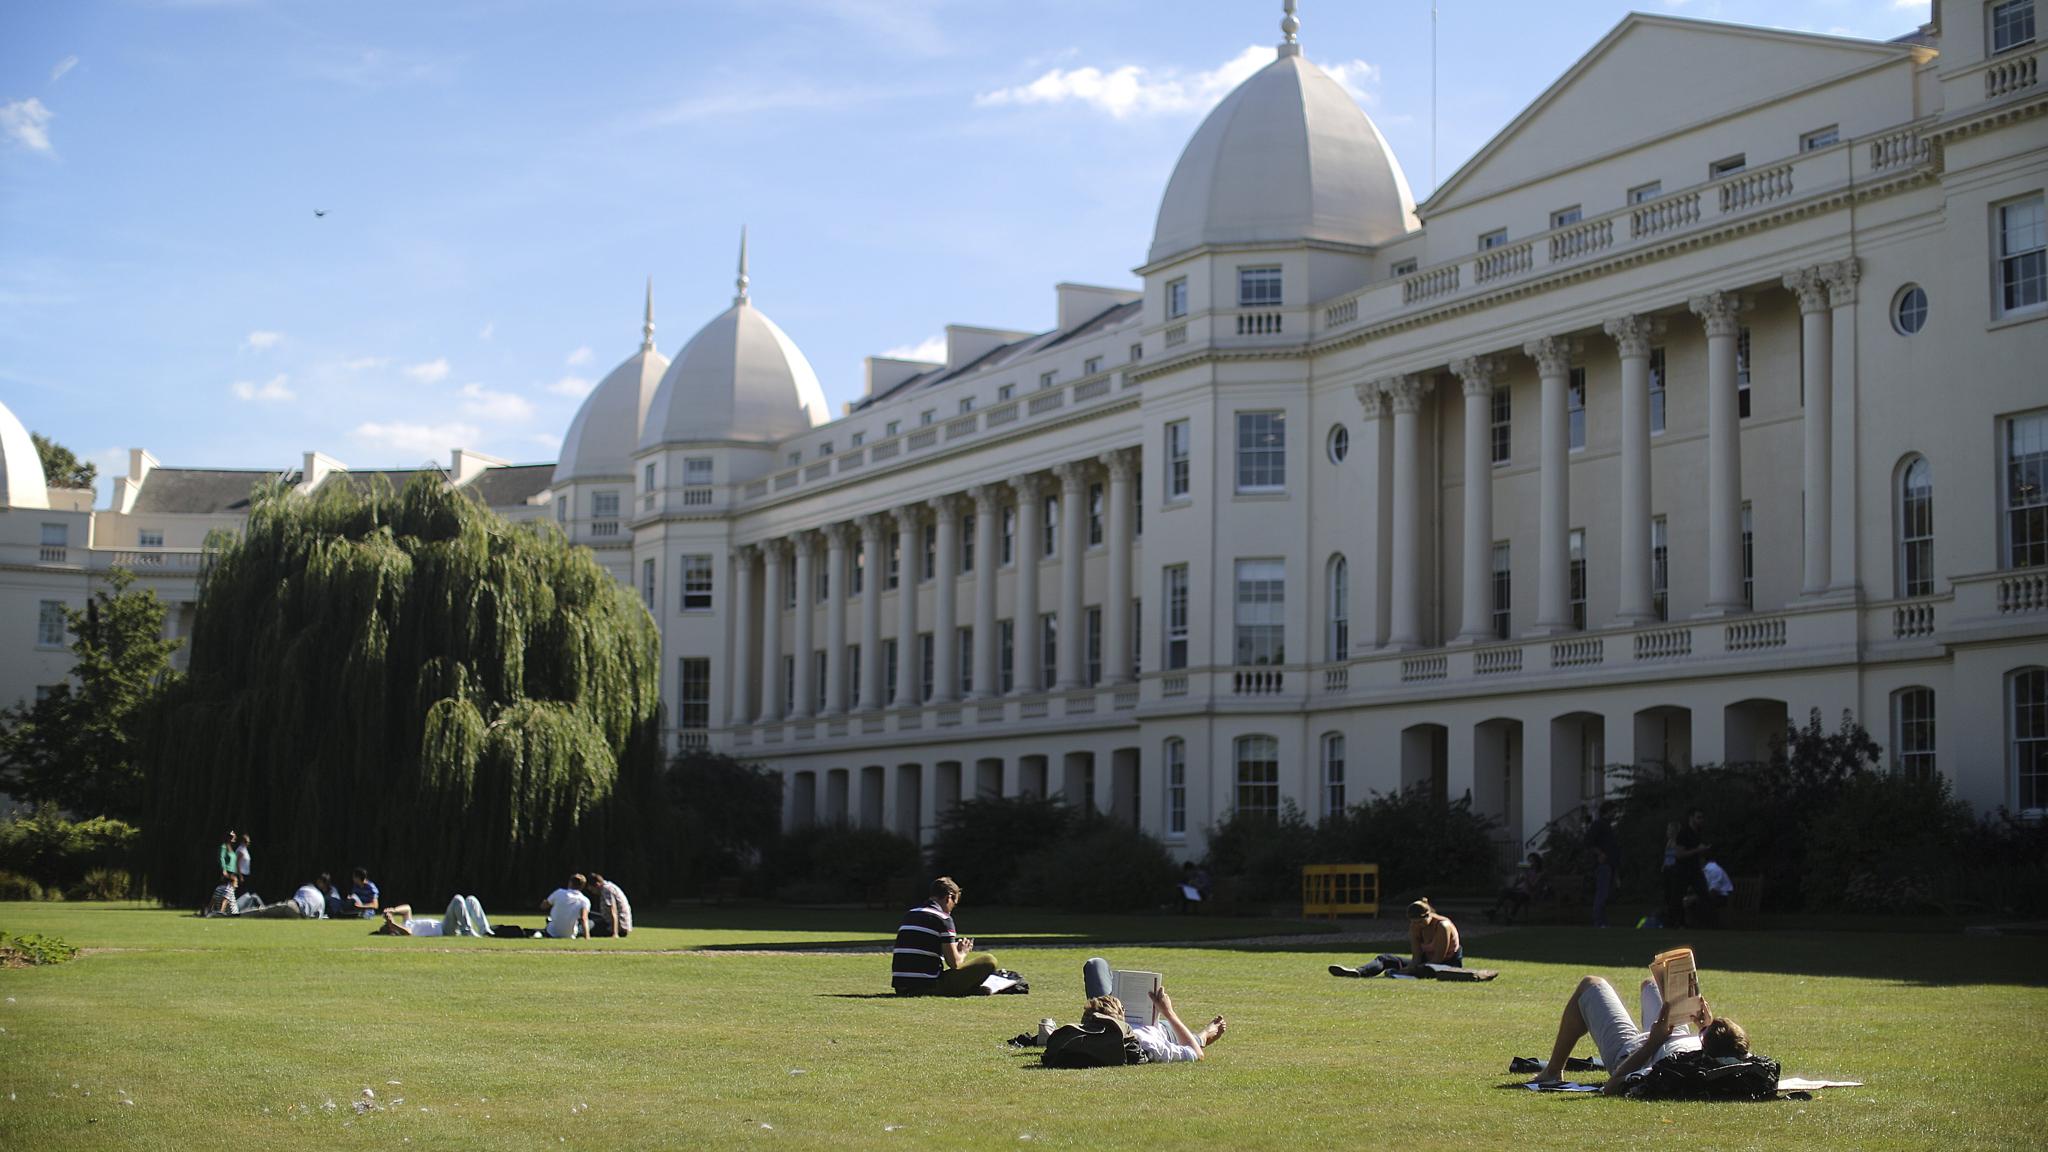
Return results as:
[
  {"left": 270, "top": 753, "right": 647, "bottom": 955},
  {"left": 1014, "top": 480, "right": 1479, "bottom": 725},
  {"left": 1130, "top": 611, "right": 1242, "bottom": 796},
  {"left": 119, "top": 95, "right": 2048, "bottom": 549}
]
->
[
  {"left": 886, "top": 420, "right": 900, "bottom": 437},
  {"left": 1166, "top": 277, "right": 1189, "bottom": 319},
  {"left": 1710, "top": 154, "right": 1747, "bottom": 179},
  {"left": 1801, "top": 125, "right": 1840, "bottom": 152},
  {"left": 920, "top": 409, "right": 936, "bottom": 426},
  {"left": 787, "top": 451, "right": 802, "bottom": 467},
  {"left": 1237, "top": 266, "right": 1283, "bottom": 307},
  {"left": 1039, "top": 371, "right": 1057, "bottom": 390},
  {"left": 1628, "top": 181, "right": 1663, "bottom": 205},
  {"left": 1129, "top": 342, "right": 1143, "bottom": 363},
  {"left": 958, "top": 397, "right": 975, "bottom": 414},
  {"left": 819, "top": 441, "right": 834, "bottom": 457},
  {"left": 998, "top": 384, "right": 1015, "bottom": 401},
  {"left": 850, "top": 432, "right": 865, "bottom": 448},
  {"left": 1390, "top": 258, "right": 1418, "bottom": 278},
  {"left": 1551, "top": 206, "right": 1582, "bottom": 229},
  {"left": 1993, "top": 0, "right": 2035, "bottom": 54},
  {"left": 1478, "top": 229, "right": 1509, "bottom": 250},
  {"left": 684, "top": 457, "right": 713, "bottom": 485},
  {"left": 1084, "top": 356, "right": 1103, "bottom": 376}
]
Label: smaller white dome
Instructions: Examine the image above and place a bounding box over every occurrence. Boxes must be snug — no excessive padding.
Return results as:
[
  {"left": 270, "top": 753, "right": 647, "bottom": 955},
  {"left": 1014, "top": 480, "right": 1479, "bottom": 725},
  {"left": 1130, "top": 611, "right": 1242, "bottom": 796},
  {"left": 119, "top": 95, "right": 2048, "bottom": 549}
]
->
[
  {"left": 640, "top": 298, "right": 828, "bottom": 450},
  {"left": 555, "top": 290, "right": 670, "bottom": 485},
  {"left": 0, "top": 398, "right": 51, "bottom": 510}
]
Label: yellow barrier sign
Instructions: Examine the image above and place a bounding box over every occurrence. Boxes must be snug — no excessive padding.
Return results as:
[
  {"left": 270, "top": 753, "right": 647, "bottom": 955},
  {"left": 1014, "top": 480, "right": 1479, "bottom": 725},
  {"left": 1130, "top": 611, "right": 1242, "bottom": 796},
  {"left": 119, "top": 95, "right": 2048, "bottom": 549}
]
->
[{"left": 1302, "top": 863, "right": 1380, "bottom": 920}]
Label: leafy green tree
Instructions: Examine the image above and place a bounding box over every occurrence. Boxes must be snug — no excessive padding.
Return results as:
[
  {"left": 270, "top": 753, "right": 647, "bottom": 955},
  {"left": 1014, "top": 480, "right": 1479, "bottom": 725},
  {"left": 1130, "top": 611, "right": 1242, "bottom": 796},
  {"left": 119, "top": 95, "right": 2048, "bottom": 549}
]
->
[
  {"left": 0, "top": 570, "right": 182, "bottom": 820},
  {"left": 30, "top": 433, "right": 97, "bottom": 490},
  {"left": 144, "top": 475, "right": 666, "bottom": 905}
]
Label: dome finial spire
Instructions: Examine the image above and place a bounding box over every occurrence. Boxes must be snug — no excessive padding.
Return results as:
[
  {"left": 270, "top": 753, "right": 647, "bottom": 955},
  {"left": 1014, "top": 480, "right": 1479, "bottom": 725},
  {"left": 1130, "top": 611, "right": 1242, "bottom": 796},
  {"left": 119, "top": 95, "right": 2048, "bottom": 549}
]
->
[
  {"left": 1279, "top": 0, "right": 1301, "bottom": 57},
  {"left": 734, "top": 225, "right": 750, "bottom": 306},
  {"left": 642, "top": 275, "right": 656, "bottom": 351}
]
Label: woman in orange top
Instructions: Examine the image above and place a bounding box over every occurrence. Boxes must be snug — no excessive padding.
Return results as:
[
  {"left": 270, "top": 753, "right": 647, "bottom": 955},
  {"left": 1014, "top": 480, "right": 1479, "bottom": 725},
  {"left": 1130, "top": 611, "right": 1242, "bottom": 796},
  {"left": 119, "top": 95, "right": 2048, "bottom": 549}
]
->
[{"left": 1329, "top": 898, "right": 1464, "bottom": 978}]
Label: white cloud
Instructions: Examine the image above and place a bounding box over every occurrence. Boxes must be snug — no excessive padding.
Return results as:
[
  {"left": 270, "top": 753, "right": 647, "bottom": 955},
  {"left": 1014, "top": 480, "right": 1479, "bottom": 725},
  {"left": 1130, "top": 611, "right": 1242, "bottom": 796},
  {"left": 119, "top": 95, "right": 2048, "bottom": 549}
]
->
[
  {"left": 243, "top": 329, "right": 284, "bottom": 350},
  {"left": 230, "top": 374, "right": 295, "bottom": 403},
  {"left": 1, "top": 98, "right": 54, "bottom": 153},
  {"left": 881, "top": 335, "right": 946, "bottom": 362},
  {"left": 976, "top": 45, "right": 1286, "bottom": 120},
  {"left": 342, "top": 355, "right": 390, "bottom": 371},
  {"left": 547, "top": 375, "right": 595, "bottom": 398},
  {"left": 643, "top": 84, "right": 893, "bottom": 127},
  {"left": 50, "top": 56, "right": 78, "bottom": 83},
  {"left": 477, "top": 321, "right": 495, "bottom": 341},
  {"left": 404, "top": 358, "right": 450, "bottom": 384},
  {"left": 565, "top": 346, "right": 593, "bottom": 367},
  {"left": 1323, "top": 60, "right": 1382, "bottom": 106},
  {"left": 352, "top": 420, "right": 480, "bottom": 459},
  {"left": 459, "top": 382, "right": 535, "bottom": 422}
]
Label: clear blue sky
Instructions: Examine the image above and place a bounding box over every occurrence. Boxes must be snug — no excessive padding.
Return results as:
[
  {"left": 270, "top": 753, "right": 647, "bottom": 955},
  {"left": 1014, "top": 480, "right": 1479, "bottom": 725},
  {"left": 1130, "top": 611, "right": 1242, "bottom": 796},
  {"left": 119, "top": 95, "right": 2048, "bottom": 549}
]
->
[{"left": 0, "top": 0, "right": 1928, "bottom": 499}]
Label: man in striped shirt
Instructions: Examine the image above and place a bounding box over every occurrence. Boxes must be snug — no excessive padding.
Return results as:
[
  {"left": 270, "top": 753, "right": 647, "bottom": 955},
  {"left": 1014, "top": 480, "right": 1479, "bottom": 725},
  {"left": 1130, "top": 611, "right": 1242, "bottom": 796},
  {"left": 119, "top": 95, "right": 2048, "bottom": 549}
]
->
[{"left": 891, "top": 876, "right": 1001, "bottom": 996}]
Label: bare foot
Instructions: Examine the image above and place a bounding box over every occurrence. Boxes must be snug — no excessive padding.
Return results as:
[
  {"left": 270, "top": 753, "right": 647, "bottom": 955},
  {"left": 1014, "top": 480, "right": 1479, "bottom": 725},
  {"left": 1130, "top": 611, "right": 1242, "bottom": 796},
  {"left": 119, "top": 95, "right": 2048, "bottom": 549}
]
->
[
  {"left": 1528, "top": 1075, "right": 1564, "bottom": 1088},
  {"left": 1198, "top": 1015, "right": 1227, "bottom": 1047}
]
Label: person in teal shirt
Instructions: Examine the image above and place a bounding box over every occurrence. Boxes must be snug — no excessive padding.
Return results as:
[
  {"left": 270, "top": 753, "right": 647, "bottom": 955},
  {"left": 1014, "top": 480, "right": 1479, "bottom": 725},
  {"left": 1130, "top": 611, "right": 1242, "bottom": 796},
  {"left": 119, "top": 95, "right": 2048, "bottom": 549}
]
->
[{"left": 217, "top": 831, "right": 237, "bottom": 878}]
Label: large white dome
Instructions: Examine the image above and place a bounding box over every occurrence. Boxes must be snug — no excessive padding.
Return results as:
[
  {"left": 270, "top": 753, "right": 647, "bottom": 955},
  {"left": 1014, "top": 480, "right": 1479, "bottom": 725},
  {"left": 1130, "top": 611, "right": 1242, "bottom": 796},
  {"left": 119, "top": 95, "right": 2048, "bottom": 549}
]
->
[
  {"left": 0, "top": 397, "right": 51, "bottom": 510},
  {"left": 554, "top": 286, "right": 669, "bottom": 485},
  {"left": 1148, "top": 49, "right": 1417, "bottom": 264},
  {"left": 640, "top": 262, "right": 828, "bottom": 449}
]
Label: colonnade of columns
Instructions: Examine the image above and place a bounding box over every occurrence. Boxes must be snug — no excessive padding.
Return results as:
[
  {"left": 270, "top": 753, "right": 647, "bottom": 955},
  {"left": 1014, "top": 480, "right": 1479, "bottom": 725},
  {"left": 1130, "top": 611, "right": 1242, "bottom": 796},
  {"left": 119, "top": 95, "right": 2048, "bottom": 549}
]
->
[
  {"left": 729, "top": 447, "right": 1140, "bottom": 725},
  {"left": 1362, "top": 259, "right": 1861, "bottom": 649}
]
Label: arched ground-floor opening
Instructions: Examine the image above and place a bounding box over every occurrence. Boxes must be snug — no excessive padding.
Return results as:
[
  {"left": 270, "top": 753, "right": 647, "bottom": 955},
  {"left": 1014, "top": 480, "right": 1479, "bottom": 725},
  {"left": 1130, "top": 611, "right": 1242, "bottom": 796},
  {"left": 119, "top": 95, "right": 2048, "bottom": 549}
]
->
[
  {"left": 1633, "top": 705, "right": 1694, "bottom": 769},
  {"left": 1401, "top": 723, "right": 1448, "bottom": 805},
  {"left": 859, "top": 764, "right": 886, "bottom": 828},
  {"left": 1725, "top": 698, "right": 1788, "bottom": 765},
  {"left": 1110, "top": 747, "right": 1141, "bottom": 827},
  {"left": 825, "top": 767, "right": 851, "bottom": 825},
  {"left": 791, "top": 770, "right": 817, "bottom": 828},
  {"left": 974, "top": 756, "right": 1003, "bottom": 799}
]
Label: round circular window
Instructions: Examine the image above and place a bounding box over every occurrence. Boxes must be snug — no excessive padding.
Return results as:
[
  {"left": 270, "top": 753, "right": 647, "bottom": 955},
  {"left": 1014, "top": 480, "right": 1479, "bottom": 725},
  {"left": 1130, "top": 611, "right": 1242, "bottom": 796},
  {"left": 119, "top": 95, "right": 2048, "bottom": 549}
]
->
[
  {"left": 1328, "top": 424, "right": 1350, "bottom": 464},
  {"left": 1892, "top": 284, "right": 1928, "bottom": 335}
]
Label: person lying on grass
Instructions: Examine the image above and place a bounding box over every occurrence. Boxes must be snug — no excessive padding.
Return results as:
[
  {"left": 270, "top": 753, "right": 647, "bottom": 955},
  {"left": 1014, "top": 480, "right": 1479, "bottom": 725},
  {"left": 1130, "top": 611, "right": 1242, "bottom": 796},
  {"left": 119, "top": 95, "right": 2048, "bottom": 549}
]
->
[
  {"left": 1529, "top": 974, "right": 1748, "bottom": 1094},
  {"left": 372, "top": 896, "right": 493, "bottom": 937},
  {"left": 1329, "top": 897, "right": 1463, "bottom": 978},
  {"left": 1082, "top": 988, "right": 1227, "bottom": 1063}
]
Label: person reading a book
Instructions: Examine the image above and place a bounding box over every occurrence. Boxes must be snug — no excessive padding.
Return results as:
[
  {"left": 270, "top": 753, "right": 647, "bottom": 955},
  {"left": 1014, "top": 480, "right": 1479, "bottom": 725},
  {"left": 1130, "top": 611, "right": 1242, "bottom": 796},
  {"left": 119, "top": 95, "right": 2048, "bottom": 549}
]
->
[
  {"left": 1528, "top": 971, "right": 1749, "bottom": 1094},
  {"left": 1329, "top": 898, "right": 1463, "bottom": 978},
  {"left": 1081, "top": 990, "right": 1226, "bottom": 1063},
  {"left": 891, "top": 876, "right": 1003, "bottom": 996}
]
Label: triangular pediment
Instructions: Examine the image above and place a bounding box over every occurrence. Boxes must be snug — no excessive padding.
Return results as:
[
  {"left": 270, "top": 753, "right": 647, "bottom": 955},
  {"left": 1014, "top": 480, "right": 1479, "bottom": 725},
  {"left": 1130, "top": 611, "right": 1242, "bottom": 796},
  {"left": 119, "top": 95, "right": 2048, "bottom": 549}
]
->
[{"left": 1422, "top": 15, "right": 1921, "bottom": 214}]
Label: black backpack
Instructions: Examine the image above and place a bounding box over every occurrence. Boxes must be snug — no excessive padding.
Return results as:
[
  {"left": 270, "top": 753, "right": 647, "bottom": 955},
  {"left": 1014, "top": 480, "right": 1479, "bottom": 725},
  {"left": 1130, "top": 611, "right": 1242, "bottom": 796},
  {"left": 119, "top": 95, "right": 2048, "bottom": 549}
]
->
[
  {"left": 1041, "top": 1014, "right": 1147, "bottom": 1068},
  {"left": 1626, "top": 1049, "right": 1781, "bottom": 1101}
]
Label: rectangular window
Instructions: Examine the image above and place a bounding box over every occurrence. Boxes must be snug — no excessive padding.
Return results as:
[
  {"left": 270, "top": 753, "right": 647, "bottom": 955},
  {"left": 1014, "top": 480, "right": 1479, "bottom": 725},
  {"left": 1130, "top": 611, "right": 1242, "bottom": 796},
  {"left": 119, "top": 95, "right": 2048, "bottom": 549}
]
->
[
  {"left": 886, "top": 420, "right": 900, "bottom": 437},
  {"left": 886, "top": 537, "right": 900, "bottom": 589},
  {"left": 1165, "top": 740, "right": 1187, "bottom": 837},
  {"left": 592, "top": 490, "right": 619, "bottom": 518},
  {"left": 852, "top": 541, "right": 866, "bottom": 595},
  {"left": 999, "top": 619, "right": 1016, "bottom": 694},
  {"left": 1570, "top": 529, "right": 1588, "bottom": 631},
  {"left": 1741, "top": 502, "right": 1756, "bottom": 609},
  {"left": 1329, "top": 559, "right": 1348, "bottom": 659},
  {"left": 961, "top": 514, "right": 976, "bottom": 573},
  {"left": 1490, "top": 386, "right": 1511, "bottom": 465},
  {"left": 1237, "top": 266, "right": 1283, "bottom": 306},
  {"left": 1736, "top": 327, "right": 1753, "bottom": 419},
  {"left": 1322, "top": 734, "right": 1346, "bottom": 816},
  {"left": 1710, "top": 154, "right": 1747, "bottom": 179},
  {"left": 641, "top": 558, "right": 656, "bottom": 609},
  {"left": 1085, "top": 607, "right": 1103, "bottom": 686},
  {"left": 1001, "top": 506, "right": 1016, "bottom": 565},
  {"left": 37, "top": 600, "right": 66, "bottom": 646},
  {"left": 1084, "top": 356, "right": 1103, "bottom": 376},
  {"left": 1039, "top": 371, "right": 1057, "bottom": 390},
  {"left": 849, "top": 643, "right": 862, "bottom": 705},
  {"left": 1130, "top": 342, "right": 1144, "bottom": 363},
  {"left": 1491, "top": 542, "right": 1512, "bottom": 640},
  {"left": 138, "top": 529, "right": 164, "bottom": 548},
  {"left": 1040, "top": 495, "right": 1059, "bottom": 558},
  {"left": 642, "top": 462, "right": 656, "bottom": 493},
  {"left": 1039, "top": 614, "right": 1058, "bottom": 691},
  {"left": 920, "top": 409, "right": 936, "bottom": 427},
  {"left": 1649, "top": 348, "right": 1668, "bottom": 435},
  {"left": 819, "top": 441, "right": 834, "bottom": 457},
  {"left": 997, "top": 384, "right": 1014, "bottom": 402},
  {"left": 1651, "top": 516, "right": 1670, "bottom": 622},
  {"left": 883, "top": 638, "right": 898, "bottom": 703},
  {"left": 1550, "top": 206, "right": 1582, "bottom": 229},
  {"left": 1999, "top": 195, "right": 2046, "bottom": 314},
  {"left": 1133, "top": 471, "right": 1144, "bottom": 537},
  {"left": 1166, "top": 420, "right": 1192, "bottom": 499},
  {"left": 1478, "top": 228, "right": 1509, "bottom": 250},
  {"left": 684, "top": 457, "right": 714, "bottom": 485},
  {"left": 1992, "top": 0, "right": 2036, "bottom": 53},
  {"left": 814, "top": 651, "right": 828, "bottom": 713},
  {"left": 815, "top": 562, "right": 829, "bottom": 604},
  {"left": 1900, "top": 464, "right": 1934, "bottom": 598},
  {"left": 1166, "top": 277, "right": 1188, "bottom": 319},
  {"left": 921, "top": 523, "right": 936, "bottom": 581},
  {"left": 679, "top": 658, "right": 710, "bottom": 730},
  {"left": 1088, "top": 484, "right": 1104, "bottom": 547},
  {"left": 1235, "top": 736, "right": 1280, "bottom": 817},
  {"left": 1800, "top": 125, "right": 1840, "bottom": 151},
  {"left": 1131, "top": 596, "right": 1143, "bottom": 678},
  {"left": 1164, "top": 565, "right": 1190, "bottom": 670},
  {"left": 1568, "top": 368, "right": 1587, "bottom": 451},
  {"left": 2012, "top": 668, "right": 2048, "bottom": 812},
  {"left": 919, "top": 632, "right": 934, "bottom": 702},
  {"left": 1236, "top": 411, "right": 1287, "bottom": 492},
  {"left": 1390, "top": 258, "right": 1418, "bottom": 277},
  {"left": 1628, "top": 181, "right": 1663, "bottom": 205},
  {"left": 1233, "top": 559, "right": 1285, "bottom": 666},
  {"left": 851, "top": 432, "right": 867, "bottom": 448},
  {"left": 680, "top": 555, "right": 713, "bottom": 611},
  {"left": 784, "top": 563, "right": 797, "bottom": 610},
  {"left": 2005, "top": 411, "right": 2048, "bottom": 567},
  {"left": 783, "top": 655, "right": 795, "bottom": 714},
  {"left": 957, "top": 398, "right": 974, "bottom": 415},
  {"left": 957, "top": 627, "right": 974, "bottom": 697},
  {"left": 787, "top": 451, "right": 802, "bottom": 468},
  {"left": 1894, "top": 688, "right": 1937, "bottom": 780}
]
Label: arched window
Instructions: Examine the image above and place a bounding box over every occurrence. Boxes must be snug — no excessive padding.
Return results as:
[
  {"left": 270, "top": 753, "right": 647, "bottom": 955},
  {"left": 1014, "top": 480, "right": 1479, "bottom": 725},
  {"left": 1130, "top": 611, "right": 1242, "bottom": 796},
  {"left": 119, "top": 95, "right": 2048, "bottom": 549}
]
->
[
  {"left": 1321, "top": 732, "right": 1347, "bottom": 816},
  {"left": 1234, "top": 735, "right": 1280, "bottom": 818},
  {"left": 1897, "top": 455, "right": 1934, "bottom": 598},
  {"left": 1163, "top": 738, "right": 1187, "bottom": 838},
  {"left": 2012, "top": 668, "right": 2048, "bottom": 815},
  {"left": 1890, "top": 686, "right": 1936, "bottom": 780},
  {"left": 1327, "top": 554, "right": 1349, "bottom": 661}
]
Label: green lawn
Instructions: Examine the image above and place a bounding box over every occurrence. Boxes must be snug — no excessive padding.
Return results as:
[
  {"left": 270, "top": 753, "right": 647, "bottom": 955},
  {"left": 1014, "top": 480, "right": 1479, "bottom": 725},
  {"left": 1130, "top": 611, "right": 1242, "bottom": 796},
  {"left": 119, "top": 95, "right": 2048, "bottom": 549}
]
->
[{"left": 1, "top": 903, "right": 2043, "bottom": 1151}]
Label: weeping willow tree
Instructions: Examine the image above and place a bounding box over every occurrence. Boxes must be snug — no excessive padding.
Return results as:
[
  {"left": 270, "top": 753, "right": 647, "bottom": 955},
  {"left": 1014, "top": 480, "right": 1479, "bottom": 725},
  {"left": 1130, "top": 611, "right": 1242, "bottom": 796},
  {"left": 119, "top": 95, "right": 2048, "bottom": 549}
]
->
[{"left": 145, "top": 475, "right": 666, "bottom": 906}]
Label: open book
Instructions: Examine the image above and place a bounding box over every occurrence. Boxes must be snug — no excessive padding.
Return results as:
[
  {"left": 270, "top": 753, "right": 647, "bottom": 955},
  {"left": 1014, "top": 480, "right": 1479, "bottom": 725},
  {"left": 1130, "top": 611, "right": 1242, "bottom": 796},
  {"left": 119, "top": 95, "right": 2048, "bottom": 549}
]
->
[
  {"left": 1649, "top": 947, "right": 1701, "bottom": 1023},
  {"left": 1113, "top": 970, "right": 1162, "bottom": 1028}
]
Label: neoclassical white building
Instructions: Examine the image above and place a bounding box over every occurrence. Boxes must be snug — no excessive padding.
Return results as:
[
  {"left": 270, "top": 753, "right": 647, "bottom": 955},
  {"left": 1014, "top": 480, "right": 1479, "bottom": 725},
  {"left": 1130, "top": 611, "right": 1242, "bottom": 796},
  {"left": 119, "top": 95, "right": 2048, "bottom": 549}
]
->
[{"left": 4, "top": 6, "right": 2046, "bottom": 855}]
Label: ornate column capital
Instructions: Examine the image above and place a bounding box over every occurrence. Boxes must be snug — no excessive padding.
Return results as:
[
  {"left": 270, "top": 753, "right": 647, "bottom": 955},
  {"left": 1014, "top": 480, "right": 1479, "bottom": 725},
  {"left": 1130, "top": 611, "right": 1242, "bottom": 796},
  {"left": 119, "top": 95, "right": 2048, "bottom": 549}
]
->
[
  {"left": 889, "top": 504, "right": 922, "bottom": 532},
  {"left": 735, "top": 542, "right": 760, "bottom": 562},
  {"left": 1451, "top": 354, "right": 1506, "bottom": 397},
  {"left": 1380, "top": 374, "right": 1433, "bottom": 415},
  {"left": 1353, "top": 379, "right": 1389, "bottom": 420},
  {"left": 1009, "top": 472, "right": 1045, "bottom": 502},
  {"left": 1782, "top": 266, "right": 1831, "bottom": 314},
  {"left": 1098, "top": 447, "right": 1138, "bottom": 483},
  {"left": 1820, "top": 256, "right": 1861, "bottom": 307},
  {"left": 1687, "top": 290, "right": 1747, "bottom": 337},
  {"left": 855, "top": 512, "right": 886, "bottom": 542},
  {"left": 1602, "top": 313, "right": 1666, "bottom": 359},
  {"left": 1051, "top": 459, "right": 1092, "bottom": 492},
  {"left": 1520, "top": 335, "right": 1580, "bottom": 378},
  {"left": 822, "top": 521, "right": 853, "bottom": 549},
  {"left": 967, "top": 483, "right": 1002, "bottom": 515},
  {"left": 759, "top": 537, "right": 789, "bottom": 562},
  {"left": 926, "top": 492, "right": 961, "bottom": 520}
]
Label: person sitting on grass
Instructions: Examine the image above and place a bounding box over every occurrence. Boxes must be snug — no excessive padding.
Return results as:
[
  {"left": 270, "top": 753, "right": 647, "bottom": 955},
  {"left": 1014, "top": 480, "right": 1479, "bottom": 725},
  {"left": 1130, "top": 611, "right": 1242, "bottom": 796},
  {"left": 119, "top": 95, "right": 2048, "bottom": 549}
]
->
[
  {"left": 202, "top": 873, "right": 240, "bottom": 916},
  {"left": 1488, "top": 852, "right": 1548, "bottom": 925},
  {"left": 373, "top": 896, "right": 494, "bottom": 937},
  {"left": 1330, "top": 897, "right": 1463, "bottom": 978},
  {"left": 1080, "top": 990, "right": 1227, "bottom": 1063},
  {"left": 587, "top": 871, "right": 632, "bottom": 938},
  {"left": 891, "top": 876, "right": 1001, "bottom": 996},
  {"left": 348, "top": 867, "right": 381, "bottom": 918},
  {"left": 541, "top": 874, "right": 591, "bottom": 939},
  {"left": 1528, "top": 974, "right": 1747, "bottom": 1094}
]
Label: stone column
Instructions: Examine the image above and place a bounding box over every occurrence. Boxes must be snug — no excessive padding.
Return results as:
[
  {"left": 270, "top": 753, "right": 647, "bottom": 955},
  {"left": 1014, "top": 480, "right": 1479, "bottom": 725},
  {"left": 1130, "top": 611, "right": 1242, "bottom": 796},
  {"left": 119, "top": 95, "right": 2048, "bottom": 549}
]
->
[
  {"left": 1604, "top": 314, "right": 1663, "bottom": 625},
  {"left": 822, "top": 523, "right": 850, "bottom": 715},
  {"left": 1383, "top": 374, "right": 1432, "bottom": 650},
  {"left": 789, "top": 531, "right": 817, "bottom": 719},
  {"left": 1690, "top": 291, "right": 1748, "bottom": 614},
  {"left": 929, "top": 494, "right": 961, "bottom": 703},
  {"left": 969, "top": 485, "right": 1000, "bottom": 698},
  {"left": 730, "top": 544, "right": 756, "bottom": 724},
  {"left": 1823, "top": 257, "right": 1861, "bottom": 598},
  {"left": 1353, "top": 382, "right": 1390, "bottom": 650},
  {"left": 857, "top": 514, "right": 885, "bottom": 711},
  {"left": 1010, "top": 473, "right": 1045, "bottom": 693},
  {"left": 893, "top": 504, "right": 921, "bottom": 707},
  {"left": 1054, "top": 460, "right": 1090, "bottom": 689},
  {"left": 1450, "top": 355, "right": 1502, "bottom": 643},
  {"left": 1524, "top": 335, "right": 1577, "bottom": 634},
  {"left": 757, "top": 540, "right": 786, "bottom": 722},
  {"left": 1784, "top": 266, "right": 1833, "bottom": 597},
  {"left": 1101, "top": 448, "right": 1136, "bottom": 685}
]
